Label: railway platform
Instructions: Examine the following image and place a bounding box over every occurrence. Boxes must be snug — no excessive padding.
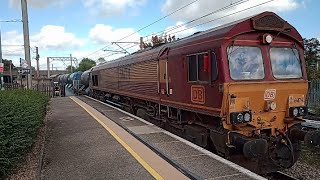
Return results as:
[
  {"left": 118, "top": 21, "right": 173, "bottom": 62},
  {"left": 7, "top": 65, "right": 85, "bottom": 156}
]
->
[{"left": 41, "top": 96, "right": 266, "bottom": 180}]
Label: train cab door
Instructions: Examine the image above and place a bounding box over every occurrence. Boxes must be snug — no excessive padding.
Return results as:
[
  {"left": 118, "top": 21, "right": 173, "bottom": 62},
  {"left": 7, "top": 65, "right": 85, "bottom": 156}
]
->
[
  {"left": 158, "top": 58, "right": 169, "bottom": 97},
  {"left": 158, "top": 47, "right": 170, "bottom": 99}
]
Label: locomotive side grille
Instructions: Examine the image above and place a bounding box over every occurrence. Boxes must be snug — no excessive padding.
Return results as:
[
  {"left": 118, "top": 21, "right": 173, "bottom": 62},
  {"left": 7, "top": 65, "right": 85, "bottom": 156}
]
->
[
  {"left": 98, "top": 59, "right": 158, "bottom": 97},
  {"left": 252, "top": 14, "right": 287, "bottom": 31}
]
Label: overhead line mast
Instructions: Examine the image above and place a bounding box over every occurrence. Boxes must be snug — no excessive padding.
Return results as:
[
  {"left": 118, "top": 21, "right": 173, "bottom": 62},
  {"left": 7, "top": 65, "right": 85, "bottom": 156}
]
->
[{"left": 21, "top": 0, "right": 32, "bottom": 89}]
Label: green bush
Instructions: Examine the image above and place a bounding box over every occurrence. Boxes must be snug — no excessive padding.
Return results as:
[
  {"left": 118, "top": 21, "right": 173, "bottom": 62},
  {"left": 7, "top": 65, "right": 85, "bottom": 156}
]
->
[{"left": 0, "top": 90, "right": 48, "bottom": 179}]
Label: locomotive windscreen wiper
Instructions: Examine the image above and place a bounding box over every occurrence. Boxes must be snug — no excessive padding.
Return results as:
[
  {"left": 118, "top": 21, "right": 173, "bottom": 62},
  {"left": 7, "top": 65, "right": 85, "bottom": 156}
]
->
[{"left": 290, "top": 47, "right": 300, "bottom": 62}]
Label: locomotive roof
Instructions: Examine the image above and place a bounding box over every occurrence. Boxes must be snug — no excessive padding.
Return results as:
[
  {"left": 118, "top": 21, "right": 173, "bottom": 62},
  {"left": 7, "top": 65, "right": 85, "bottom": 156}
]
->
[{"left": 91, "top": 11, "right": 302, "bottom": 72}]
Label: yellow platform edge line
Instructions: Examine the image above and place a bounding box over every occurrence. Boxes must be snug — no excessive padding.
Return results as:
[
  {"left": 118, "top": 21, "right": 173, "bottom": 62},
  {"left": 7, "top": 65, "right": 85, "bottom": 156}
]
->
[{"left": 70, "top": 97, "right": 164, "bottom": 180}]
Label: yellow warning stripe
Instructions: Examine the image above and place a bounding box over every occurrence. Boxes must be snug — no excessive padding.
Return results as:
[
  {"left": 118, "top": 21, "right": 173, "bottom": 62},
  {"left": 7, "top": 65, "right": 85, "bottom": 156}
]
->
[{"left": 70, "top": 97, "right": 164, "bottom": 180}]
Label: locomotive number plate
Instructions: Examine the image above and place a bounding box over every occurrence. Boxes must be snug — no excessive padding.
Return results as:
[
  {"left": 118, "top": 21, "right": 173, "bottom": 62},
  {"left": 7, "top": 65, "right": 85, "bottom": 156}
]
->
[
  {"left": 264, "top": 89, "right": 276, "bottom": 100},
  {"left": 191, "top": 85, "right": 205, "bottom": 104}
]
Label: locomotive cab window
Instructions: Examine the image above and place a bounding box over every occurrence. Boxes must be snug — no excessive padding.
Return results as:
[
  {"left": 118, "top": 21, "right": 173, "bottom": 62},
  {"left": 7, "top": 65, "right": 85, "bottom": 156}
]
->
[
  {"left": 227, "top": 46, "right": 264, "bottom": 80},
  {"left": 188, "top": 52, "right": 218, "bottom": 82},
  {"left": 270, "top": 47, "right": 302, "bottom": 79}
]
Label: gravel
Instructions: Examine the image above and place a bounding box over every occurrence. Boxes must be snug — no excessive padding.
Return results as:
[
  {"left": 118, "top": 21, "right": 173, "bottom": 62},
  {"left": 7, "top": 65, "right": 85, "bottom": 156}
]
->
[
  {"left": 282, "top": 161, "right": 320, "bottom": 180},
  {"left": 282, "top": 145, "right": 320, "bottom": 180}
]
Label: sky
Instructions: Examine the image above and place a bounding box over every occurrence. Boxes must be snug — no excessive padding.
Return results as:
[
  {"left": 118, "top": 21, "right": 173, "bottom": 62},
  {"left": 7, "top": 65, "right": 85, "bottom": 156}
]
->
[{"left": 0, "top": 0, "right": 319, "bottom": 70}]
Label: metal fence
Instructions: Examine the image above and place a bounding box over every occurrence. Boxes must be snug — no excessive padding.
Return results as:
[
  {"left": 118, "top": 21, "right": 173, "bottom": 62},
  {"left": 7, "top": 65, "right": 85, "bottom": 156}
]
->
[
  {"left": 3, "top": 83, "right": 24, "bottom": 90},
  {"left": 2, "top": 83, "right": 55, "bottom": 98},
  {"left": 31, "top": 84, "right": 54, "bottom": 97},
  {"left": 308, "top": 80, "right": 320, "bottom": 110}
]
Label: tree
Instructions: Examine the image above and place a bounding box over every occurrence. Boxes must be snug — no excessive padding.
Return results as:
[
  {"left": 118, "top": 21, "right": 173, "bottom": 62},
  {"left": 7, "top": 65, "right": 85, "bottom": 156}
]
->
[
  {"left": 97, "top": 57, "right": 106, "bottom": 64},
  {"left": 304, "top": 38, "right": 320, "bottom": 79},
  {"left": 1, "top": 59, "right": 15, "bottom": 71},
  {"left": 66, "top": 65, "right": 76, "bottom": 73},
  {"left": 76, "top": 58, "right": 96, "bottom": 72}
]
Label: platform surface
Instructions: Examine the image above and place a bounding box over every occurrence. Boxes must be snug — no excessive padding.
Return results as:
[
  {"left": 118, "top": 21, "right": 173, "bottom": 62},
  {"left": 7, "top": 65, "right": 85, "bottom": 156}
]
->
[
  {"left": 76, "top": 96, "right": 266, "bottom": 180},
  {"left": 41, "top": 97, "right": 187, "bottom": 180}
]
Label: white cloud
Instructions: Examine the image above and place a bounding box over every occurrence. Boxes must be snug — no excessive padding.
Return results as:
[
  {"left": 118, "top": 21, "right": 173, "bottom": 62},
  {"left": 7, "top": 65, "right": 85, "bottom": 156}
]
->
[
  {"left": 83, "top": 0, "right": 147, "bottom": 17},
  {"left": 1, "top": 31, "right": 25, "bottom": 57},
  {"left": 80, "top": 50, "right": 127, "bottom": 61},
  {"left": 89, "top": 24, "right": 140, "bottom": 44},
  {"left": 88, "top": 24, "right": 140, "bottom": 57},
  {"left": 162, "top": 0, "right": 301, "bottom": 30},
  {"left": 31, "top": 25, "right": 85, "bottom": 50},
  {"left": 1, "top": 25, "right": 84, "bottom": 69},
  {"left": 164, "top": 21, "right": 197, "bottom": 39},
  {"left": 9, "top": 0, "right": 72, "bottom": 8}
]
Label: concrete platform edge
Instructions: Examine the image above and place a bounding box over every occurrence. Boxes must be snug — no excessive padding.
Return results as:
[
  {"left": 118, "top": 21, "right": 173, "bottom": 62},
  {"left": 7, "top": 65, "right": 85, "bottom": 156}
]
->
[
  {"left": 83, "top": 95, "right": 266, "bottom": 180},
  {"left": 78, "top": 96, "right": 198, "bottom": 180}
]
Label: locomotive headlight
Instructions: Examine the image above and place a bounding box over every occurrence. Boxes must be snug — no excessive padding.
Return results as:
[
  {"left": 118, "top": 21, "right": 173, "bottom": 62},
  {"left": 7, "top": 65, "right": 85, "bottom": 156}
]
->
[
  {"left": 293, "top": 108, "right": 299, "bottom": 117},
  {"left": 265, "top": 34, "right": 273, "bottom": 44},
  {"left": 289, "top": 106, "right": 308, "bottom": 117},
  {"left": 237, "top": 113, "right": 244, "bottom": 122},
  {"left": 270, "top": 101, "right": 277, "bottom": 110},
  {"left": 299, "top": 107, "right": 305, "bottom": 116},
  {"left": 244, "top": 112, "right": 251, "bottom": 122},
  {"left": 230, "top": 111, "right": 252, "bottom": 124},
  {"left": 262, "top": 34, "right": 273, "bottom": 44}
]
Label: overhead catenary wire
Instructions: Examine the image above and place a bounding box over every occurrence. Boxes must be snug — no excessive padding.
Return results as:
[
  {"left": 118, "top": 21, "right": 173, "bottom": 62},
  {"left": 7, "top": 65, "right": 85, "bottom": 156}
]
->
[
  {"left": 82, "top": 0, "right": 200, "bottom": 59},
  {"left": 167, "top": 0, "right": 277, "bottom": 37},
  {"left": 91, "top": 0, "right": 249, "bottom": 59},
  {"left": 90, "top": 0, "right": 276, "bottom": 61},
  {"left": 0, "top": 19, "right": 22, "bottom": 22},
  {"left": 1, "top": 45, "right": 24, "bottom": 46},
  {"left": 129, "top": 0, "right": 276, "bottom": 49},
  {"left": 121, "top": 1, "right": 247, "bottom": 41},
  {"left": 162, "top": 0, "right": 248, "bottom": 35}
]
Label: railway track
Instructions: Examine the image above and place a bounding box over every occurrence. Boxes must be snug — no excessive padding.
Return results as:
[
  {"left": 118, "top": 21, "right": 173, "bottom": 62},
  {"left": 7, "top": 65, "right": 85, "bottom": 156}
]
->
[
  {"left": 82, "top": 95, "right": 311, "bottom": 178},
  {"left": 266, "top": 171, "right": 299, "bottom": 180},
  {"left": 302, "top": 119, "right": 320, "bottom": 130}
]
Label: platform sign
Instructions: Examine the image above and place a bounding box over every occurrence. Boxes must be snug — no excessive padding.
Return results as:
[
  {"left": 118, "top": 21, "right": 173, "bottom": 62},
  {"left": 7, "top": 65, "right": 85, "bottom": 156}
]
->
[
  {"left": 18, "top": 68, "right": 30, "bottom": 74},
  {"left": 20, "top": 59, "right": 29, "bottom": 69}
]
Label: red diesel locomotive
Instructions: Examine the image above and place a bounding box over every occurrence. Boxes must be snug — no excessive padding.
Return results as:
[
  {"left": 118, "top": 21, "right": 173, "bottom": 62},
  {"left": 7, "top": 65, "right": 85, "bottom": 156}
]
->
[{"left": 89, "top": 12, "right": 320, "bottom": 173}]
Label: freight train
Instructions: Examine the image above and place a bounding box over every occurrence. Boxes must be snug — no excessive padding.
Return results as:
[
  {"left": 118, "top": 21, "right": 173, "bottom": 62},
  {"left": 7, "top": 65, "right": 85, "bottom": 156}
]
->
[{"left": 59, "top": 12, "right": 320, "bottom": 174}]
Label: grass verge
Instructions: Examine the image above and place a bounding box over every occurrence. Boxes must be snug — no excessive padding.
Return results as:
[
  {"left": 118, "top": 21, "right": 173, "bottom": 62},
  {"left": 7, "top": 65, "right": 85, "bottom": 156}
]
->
[{"left": 0, "top": 90, "right": 48, "bottom": 179}]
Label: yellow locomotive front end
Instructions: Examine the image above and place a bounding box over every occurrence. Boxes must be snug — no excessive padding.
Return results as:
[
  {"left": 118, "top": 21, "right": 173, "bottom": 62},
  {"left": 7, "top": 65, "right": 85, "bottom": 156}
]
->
[
  {"left": 225, "top": 81, "right": 308, "bottom": 137},
  {"left": 220, "top": 39, "right": 319, "bottom": 173}
]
